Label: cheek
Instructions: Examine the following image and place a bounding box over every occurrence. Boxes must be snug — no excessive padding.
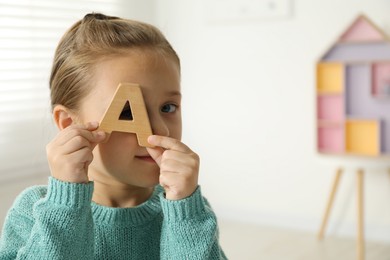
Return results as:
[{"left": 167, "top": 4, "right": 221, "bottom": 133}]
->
[
  {"left": 77, "top": 96, "right": 111, "bottom": 124},
  {"left": 169, "top": 118, "right": 182, "bottom": 140},
  {"left": 171, "top": 127, "right": 182, "bottom": 140}
]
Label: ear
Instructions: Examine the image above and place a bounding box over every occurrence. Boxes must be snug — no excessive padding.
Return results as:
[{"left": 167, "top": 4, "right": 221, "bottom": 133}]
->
[{"left": 53, "top": 105, "right": 75, "bottom": 130}]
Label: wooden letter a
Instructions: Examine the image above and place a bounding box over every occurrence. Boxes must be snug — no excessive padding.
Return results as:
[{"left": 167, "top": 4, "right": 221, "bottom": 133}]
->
[{"left": 98, "top": 83, "right": 153, "bottom": 147}]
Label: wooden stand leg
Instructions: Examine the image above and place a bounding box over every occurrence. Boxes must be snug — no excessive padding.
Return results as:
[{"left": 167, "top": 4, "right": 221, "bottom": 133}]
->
[
  {"left": 356, "top": 169, "right": 365, "bottom": 260},
  {"left": 318, "top": 167, "right": 344, "bottom": 240}
]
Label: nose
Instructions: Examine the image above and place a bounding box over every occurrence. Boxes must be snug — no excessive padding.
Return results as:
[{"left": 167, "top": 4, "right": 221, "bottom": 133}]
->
[{"left": 150, "top": 115, "right": 169, "bottom": 137}]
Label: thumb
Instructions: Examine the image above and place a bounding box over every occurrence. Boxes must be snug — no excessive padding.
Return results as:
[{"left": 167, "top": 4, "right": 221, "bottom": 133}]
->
[
  {"left": 90, "top": 131, "right": 107, "bottom": 150},
  {"left": 146, "top": 147, "right": 164, "bottom": 167}
]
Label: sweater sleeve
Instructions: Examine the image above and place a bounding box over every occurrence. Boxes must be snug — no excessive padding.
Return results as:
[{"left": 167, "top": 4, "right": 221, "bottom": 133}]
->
[
  {"left": 0, "top": 177, "right": 95, "bottom": 260},
  {"left": 159, "top": 186, "right": 227, "bottom": 260}
]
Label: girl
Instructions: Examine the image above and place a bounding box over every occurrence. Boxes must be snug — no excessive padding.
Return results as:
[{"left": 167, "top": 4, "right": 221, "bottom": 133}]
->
[{"left": 0, "top": 13, "right": 226, "bottom": 259}]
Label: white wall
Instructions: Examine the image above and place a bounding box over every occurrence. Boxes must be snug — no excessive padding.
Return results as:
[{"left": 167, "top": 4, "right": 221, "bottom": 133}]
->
[{"left": 154, "top": 0, "right": 390, "bottom": 242}]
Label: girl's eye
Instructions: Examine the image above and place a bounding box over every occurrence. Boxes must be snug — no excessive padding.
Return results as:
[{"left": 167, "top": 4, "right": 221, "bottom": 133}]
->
[{"left": 161, "top": 104, "right": 177, "bottom": 113}]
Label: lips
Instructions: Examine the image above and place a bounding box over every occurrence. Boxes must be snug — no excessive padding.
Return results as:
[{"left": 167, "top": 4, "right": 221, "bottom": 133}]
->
[{"left": 135, "top": 155, "right": 155, "bottom": 163}]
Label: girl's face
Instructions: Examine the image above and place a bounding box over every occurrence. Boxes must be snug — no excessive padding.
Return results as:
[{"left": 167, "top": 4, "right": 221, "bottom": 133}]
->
[{"left": 78, "top": 49, "right": 181, "bottom": 188}]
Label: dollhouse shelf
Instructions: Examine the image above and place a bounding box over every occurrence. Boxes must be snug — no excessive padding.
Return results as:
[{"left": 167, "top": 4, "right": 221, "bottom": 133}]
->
[
  {"left": 316, "top": 15, "right": 390, "bottom": 157},
  {"left": 316, "top": 15, "right": 390, "bottom": 260}
]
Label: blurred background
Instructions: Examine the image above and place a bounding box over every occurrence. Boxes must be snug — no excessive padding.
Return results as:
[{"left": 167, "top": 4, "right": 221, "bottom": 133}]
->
[{"left": 1, "top": 0, "right": 390, "bottom": 259}]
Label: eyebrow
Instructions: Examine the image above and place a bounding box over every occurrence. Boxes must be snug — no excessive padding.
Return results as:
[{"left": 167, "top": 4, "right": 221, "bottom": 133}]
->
[{"left": 167, "top": 90, "right": 182, "bottom": 97}]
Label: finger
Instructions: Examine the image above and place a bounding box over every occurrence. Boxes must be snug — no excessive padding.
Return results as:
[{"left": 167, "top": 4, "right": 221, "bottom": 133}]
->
[
  {"left": 90, "top": 131, "right": 107, "bottom": 151},
  {"left": 147, "top": 135, "right": 190, "bottom": 153},
  {"left": 146, "top": 147, "right": 164, "bottom": 167},
  {"left": 60, "top": 130, "right": 105, "bottom": 155},
  {"left": 160, "top": 159, "right": 194, "bottom": 174},
  {"left": 61, "top": 135, "right": 93, "bottom": 155},
  {"left": 160, "top": 150, "right": 195, "bottom": 164},
  {"left": 58, "top": 127, "right": 106, "bottom": 147},
  {"left": 63, "top": 147, "right": 94, "bottom": 178},
  {"left": 62, "top": 122, "right": 98, "bottom": 137},
  {"left": 89, "top": 125, "right": 107, "bottom": 145},
  {"left": 159, "top": 173, "right": 196, "bottom": 200},
  {"left": 63, "top": 121, "right": 99, "bottom": 131},
  {"left": 85, "top": 121, "right": 99, "bottom": 131},
  {"left": 159, "top": 172, "right": 178, "bottom": 188},
  {"left": 66, "top": 146, "right": 94, "bottom": 167},
  {"left": 78, "top": 122, "right": 106, "bottom": 143}
]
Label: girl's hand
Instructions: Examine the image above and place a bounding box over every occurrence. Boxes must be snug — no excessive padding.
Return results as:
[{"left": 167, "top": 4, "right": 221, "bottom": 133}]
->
[
  {"left": 147, "top": 135, "right": 200, "bottom": 200},
  {"left": 46, "top": 122, "right": 106, "bottom": 183}
]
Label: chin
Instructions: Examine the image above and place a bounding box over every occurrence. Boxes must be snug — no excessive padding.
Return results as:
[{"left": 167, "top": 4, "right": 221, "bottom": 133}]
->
[
  {"left": 129, "top": 171, "right": 160, "bottom": 188},
  {"left": 134, "top": 179, "right": 160, "bottom": 189}
]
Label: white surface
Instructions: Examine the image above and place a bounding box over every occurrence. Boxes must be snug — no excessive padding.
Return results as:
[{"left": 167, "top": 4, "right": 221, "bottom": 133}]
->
[
  {"left": 205, "top": 0, "right": 292, "bottom": 22},
  {"left": 219, "top": 219, "right": 390, "bottom": 260}
]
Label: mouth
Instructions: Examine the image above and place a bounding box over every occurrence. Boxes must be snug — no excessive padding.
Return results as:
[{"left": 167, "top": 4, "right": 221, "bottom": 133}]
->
[{"left": 135, "top": 155, "right": 155, "bottom": 163}]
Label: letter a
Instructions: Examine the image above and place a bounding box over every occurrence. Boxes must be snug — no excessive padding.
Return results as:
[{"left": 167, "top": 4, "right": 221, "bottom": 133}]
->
[{"left": 98, "top": 83, "right": 153, "bottom": 147}]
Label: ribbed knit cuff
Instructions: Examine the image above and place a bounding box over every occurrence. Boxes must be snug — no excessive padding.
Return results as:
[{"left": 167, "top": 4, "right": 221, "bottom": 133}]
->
[
  {"left": 160, "top": 186, "right": 206, "bottom": 222},
  {"left": 45, "top": 177, "right": 94, "bottom": 208}
]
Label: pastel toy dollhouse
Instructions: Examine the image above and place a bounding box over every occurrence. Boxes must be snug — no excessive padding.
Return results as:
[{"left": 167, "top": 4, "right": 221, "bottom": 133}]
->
[{"left": 316, "top": 14, "right": 390, "bottom": 156}]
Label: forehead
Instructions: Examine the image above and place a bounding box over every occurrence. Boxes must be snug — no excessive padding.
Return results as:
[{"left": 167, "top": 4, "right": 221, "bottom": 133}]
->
[
  {"left": 98, "top": 48, "right": 178, "bottom": 72},
  {"left": 95, "top": 49, "right": 179, "bottom": 83},
  {"left": 91, "top": 49, "right": 178, "bottom": 92},
  {"left": 87, "top": 49, "right": 181, "bottom": 107}
]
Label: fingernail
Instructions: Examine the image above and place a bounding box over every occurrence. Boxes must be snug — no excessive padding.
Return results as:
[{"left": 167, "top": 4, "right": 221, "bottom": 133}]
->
[
  {"left": 96, "top": 131, "right": 105, "bottom": 138},
  {"left": 147, "top": 135, "right": 155, "bottom": 143},
  {"left": 90, "top": 121, "right": 99, "bottom": 128}
]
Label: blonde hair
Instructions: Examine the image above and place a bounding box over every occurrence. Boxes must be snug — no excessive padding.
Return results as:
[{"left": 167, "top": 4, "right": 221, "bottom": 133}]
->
[{"left": 49, "top": 13, "right": 180, "bottom": 110}]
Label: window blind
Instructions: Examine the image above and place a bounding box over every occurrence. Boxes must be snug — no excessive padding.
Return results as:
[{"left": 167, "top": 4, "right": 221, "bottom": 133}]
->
[{"left": 0, "top": 0, "right": 125, "bottom": 182}]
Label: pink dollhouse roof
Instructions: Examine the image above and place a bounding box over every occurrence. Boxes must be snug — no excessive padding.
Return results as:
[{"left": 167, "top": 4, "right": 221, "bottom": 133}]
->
[
  {"left": 338, "top": 15, "right": 388, "bottom": 42},
  {"left": 320, "top": 14, "right": 390, "bottom": 62}
]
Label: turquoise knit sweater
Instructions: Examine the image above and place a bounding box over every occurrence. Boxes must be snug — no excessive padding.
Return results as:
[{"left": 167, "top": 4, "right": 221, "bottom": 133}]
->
[{"left": 0, "top": 177, "right": 226, "bottom": 259}]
